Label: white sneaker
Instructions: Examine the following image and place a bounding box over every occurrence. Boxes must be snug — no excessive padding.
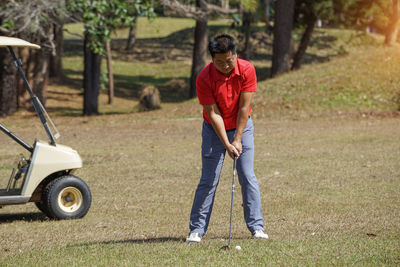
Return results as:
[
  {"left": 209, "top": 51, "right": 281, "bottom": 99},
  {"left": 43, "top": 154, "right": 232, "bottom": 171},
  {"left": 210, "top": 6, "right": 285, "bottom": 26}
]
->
[
  {"left": 253, "top": 230, "right": 269, "bottom": 239},
  {"left": 186, "top": 232, "right": 202, "bottom": 243}
]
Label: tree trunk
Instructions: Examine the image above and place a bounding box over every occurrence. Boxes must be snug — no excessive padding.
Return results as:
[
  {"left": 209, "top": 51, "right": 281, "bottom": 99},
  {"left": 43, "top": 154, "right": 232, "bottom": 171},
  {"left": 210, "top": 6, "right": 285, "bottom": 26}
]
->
[
  {"left": 49, "top": 21, "right": 64, "bottom": 81},
  {"left": 189, "top": 0, "right": 208, "bottom": 99},
  {"left": 83, "top": 35, "right": 101, "bottom": 115},
  {"left": 105, "top": 39, "right": 114, "bottom": 104},
  {"left": 332, "top": 0, "right": 342, "bottom": 24},
  {"left": 384, "top": 0, "right": 400, "bottom": 45},
  {"left": 241, "top": 10, "right": 253, "bottom": 60},
  {"left": 264, "top": 0, "right": 272, "bottom": 34},
  {"left": 291, "top": 11, "right": 317, "bottom": 70},
  {"left": 125, "top": 17, "right": 138, "bottom": 50},
  {"left": 32, "top": 47, "right": 50, "bottom": 107},
  {"left": 0, "top": 46, "right": 18, "bottom": 116},
  {"left": 221, "top": 0, "right": 229, "bottom": 9},
  {"left": 17, "top": 40, "right": 46, "bottom": 111},
  {"left": 271, "top": 0, "right": 295, "bottom": 77},
  {"left": 17, "top": 47, "right": 31, "bottom": 109}
]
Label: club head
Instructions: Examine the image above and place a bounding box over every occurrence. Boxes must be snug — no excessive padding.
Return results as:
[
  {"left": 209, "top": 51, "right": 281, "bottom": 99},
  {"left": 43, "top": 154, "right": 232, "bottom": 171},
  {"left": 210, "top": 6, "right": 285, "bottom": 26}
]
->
[{"left": 220, "top": 245, "right": 230, "bottom": 250}]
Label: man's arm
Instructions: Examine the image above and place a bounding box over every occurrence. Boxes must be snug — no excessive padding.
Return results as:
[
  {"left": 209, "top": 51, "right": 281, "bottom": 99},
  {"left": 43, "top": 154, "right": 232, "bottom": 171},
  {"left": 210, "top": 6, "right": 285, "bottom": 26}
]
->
[
  {"left": 232, "top": 92, "right": 254, "bottom": 155},
  {"left": 204, "top": 104, "right": 240, "bottom": 159}
]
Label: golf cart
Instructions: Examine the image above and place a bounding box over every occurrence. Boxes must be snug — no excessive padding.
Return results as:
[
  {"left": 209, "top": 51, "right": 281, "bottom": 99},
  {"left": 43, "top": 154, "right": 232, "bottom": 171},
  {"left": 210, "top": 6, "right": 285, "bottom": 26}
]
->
[{"left": 0, "top": 36, "right": 91, "bottom": 219}]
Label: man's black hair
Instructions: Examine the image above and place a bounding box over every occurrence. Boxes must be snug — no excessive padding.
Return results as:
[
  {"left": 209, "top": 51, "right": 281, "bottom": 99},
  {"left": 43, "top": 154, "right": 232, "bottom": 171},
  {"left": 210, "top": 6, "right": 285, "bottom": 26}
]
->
[{"left": 208, "top": 34, "right": 236, "bottom": 58}]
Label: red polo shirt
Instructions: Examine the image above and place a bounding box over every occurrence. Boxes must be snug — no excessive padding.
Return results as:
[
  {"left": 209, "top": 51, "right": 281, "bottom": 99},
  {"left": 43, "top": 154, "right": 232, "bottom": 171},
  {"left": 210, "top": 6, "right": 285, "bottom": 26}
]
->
[{"left": 196, "top": 58, "right": 257, "bottom": 130}]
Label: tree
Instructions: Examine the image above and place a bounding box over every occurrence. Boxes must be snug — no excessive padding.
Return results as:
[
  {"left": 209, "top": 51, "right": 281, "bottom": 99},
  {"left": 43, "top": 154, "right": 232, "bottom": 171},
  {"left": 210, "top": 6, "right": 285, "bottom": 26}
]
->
[
  {"left": 68, "top": 0, "right": 105, "bottom": 115},
  {"left": 49, "top": 16, "right": 65, "bottom": 81},
  {"left": 161, "top": 0, "right": 237, "bottom": 98},
  {"left": 0, "top": 33, "right": 17, "bottom": 116},
  {"left": 190, "top": 0, "right": 208, "bottom": 98},
  {"left": 292, "top": 0, "right": 333, "bottom": 70},
  {"left": 0, "top": 14, "right": 17, "bottom": 116},
  {"left": 105, "top": 39, "right": 114, "bottom": 104},
  {"left": 67, "top": 0, "right": 154, "bottom": 114},
  {"left": 125, "top": 16, "right": 138, "bottom": 50},
  {"left": 383, "top": 0, "right": 399, "bottom": 45},
  {"left": 335, "top": 0, "right": 400, "bottom": 45},
  {"left": 240, "top": 0, "right": 259, "bottom": 60},
  {"left": 271, "top": 0, "right": 295, "bottom": 77},
  {"left": 0, "top": 0, "right": 65, "bottom": 115},
  {"left": 221, "top": 0, "right": 229, "bottom": 9},
  {"left": 331, "top": 0, "right": 346, "bottom": 23},
  {"left": 125, "top": 0, "right": 155, "bottom": 51}
]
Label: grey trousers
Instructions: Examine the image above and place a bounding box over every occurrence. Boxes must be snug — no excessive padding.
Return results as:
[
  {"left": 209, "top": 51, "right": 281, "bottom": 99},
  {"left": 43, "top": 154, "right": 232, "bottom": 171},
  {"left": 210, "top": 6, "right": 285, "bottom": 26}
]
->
[{"left": 189, "top": 117, "right": 265, "bottom": 236}]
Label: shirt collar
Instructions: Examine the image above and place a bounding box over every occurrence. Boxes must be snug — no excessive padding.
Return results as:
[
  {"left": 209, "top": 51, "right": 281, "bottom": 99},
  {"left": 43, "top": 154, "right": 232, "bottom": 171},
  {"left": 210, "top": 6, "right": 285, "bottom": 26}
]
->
[{"left": 211, "top": 59, "right": 241, "bottom": 81}]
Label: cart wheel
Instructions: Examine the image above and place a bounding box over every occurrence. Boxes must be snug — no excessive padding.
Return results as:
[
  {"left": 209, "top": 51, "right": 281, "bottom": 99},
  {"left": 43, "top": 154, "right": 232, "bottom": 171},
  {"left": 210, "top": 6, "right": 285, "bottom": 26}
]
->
[
  {"left": 35, "top": 201, "right": 49, "bottom": 215},
  {"left": 43, "top": 175, "right": 91, "bottom": 219}
]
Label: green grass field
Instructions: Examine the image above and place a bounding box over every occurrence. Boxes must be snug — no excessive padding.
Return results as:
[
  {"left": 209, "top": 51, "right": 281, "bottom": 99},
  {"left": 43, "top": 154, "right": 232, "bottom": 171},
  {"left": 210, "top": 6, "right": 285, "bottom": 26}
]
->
[
  {"left": 0, "top": 116, "right": 399, "bottom": 266},
  {"left": 60, "top": 17, "right": 400, "bottom": 117},
  {"left": 0, "top": 18, "right": 399, "bottom": 266}
]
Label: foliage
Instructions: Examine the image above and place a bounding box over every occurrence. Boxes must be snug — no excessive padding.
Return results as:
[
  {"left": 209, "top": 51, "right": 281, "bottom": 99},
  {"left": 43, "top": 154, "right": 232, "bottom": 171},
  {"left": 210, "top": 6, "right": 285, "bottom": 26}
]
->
[
  {"left": 67, "top": 0, "right": 155, "bottom": 54},
  {"left": 0, "top": 0, "right": 66, "bottom": 51},
  {"left": 61, "top": 18, "right": 399, "bottom": 116},
  {"left": 239, "top": 0, "right": 258, "bottom": 12},
  {"left": 298, "top": 0, "right": 333, "bottom": 19},
  {"left": 336, "top": 0, "right": 393, "bottom": 31},
  {"left": 100, "top": 71, "right": 109, "bottom": 92}
]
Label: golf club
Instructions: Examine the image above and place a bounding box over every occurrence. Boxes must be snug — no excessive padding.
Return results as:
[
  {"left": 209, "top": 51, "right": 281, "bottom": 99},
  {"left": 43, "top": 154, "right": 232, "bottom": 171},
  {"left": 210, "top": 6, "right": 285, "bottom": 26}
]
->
[{"left": 221, "top": 156, "right": 237, "bottom": 250}]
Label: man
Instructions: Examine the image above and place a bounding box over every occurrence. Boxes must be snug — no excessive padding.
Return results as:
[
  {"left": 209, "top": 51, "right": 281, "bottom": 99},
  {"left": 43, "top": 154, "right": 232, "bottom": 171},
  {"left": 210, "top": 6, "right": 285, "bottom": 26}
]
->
[{"left": 186, "top": 34, "right": 268, "bottom": 243}]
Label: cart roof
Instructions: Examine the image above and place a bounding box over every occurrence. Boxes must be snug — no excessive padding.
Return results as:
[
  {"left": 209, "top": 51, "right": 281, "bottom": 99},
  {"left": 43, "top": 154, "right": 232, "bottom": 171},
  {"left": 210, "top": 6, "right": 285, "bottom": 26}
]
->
[{"left": 0, "top": 36, "right": 40, "bottom": 49}]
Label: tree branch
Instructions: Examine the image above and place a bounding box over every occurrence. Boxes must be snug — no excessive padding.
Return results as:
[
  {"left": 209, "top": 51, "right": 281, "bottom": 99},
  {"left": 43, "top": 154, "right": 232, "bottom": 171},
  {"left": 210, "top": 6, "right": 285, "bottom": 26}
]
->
[
  {"left": 206, "top": 3, "right": 238, "bottom": 15},
  {"left": 160, "top": 0, "right": 206, "bottom": 20},
  {"left": 160, "top": 0, "right": 238, "bottom": 21},
  {"left": 0, "top": 0, "right": 66, "bottom": 53},
  {"left": 63, "top": 28, "right": 84, "bottom": 39}
]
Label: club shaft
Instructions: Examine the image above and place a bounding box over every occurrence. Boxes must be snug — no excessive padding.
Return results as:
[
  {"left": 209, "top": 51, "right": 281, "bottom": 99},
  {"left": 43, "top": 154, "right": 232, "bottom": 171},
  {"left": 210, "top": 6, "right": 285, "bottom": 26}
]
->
[{"left": 228, "top": 157, "right": 237, "bottom": 248}]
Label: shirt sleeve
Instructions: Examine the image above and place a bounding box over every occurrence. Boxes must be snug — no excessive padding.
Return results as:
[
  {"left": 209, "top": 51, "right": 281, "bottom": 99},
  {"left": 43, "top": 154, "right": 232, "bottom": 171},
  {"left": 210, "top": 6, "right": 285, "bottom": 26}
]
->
[
  {"left": 196, "top": 69, "right": 216, "bottom": 106},
  {"left": 241, "top": 63, "right": 257, "bottom": 92}
]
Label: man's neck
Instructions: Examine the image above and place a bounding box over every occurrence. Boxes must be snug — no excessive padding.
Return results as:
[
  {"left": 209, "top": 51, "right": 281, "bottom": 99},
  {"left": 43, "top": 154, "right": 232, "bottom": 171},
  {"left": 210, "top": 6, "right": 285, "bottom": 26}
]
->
[{"left": 218, "top": 70, "right": 232, "bottom": 77}]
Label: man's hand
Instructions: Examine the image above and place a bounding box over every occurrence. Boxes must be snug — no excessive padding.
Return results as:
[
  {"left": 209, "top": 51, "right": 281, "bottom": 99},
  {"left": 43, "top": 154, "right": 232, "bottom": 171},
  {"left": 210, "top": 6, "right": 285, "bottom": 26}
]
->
[
  {"left": 226, "top": 143, "right": 240, "bottom": 159},
  {"left": 231, "top": 140, "right": 242, "bottom": 157}
]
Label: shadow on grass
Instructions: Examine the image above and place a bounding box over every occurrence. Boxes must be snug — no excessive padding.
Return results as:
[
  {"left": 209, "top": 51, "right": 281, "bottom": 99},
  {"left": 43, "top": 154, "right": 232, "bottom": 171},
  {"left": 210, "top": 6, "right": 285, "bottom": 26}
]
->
[
  {"left": 47, "top": 93, "right": 81, "bottom": 103},
  {"left": 70, "top": 237, "right": 184, "bottom": 248},
  {"left": 45, "top": 106, "right": 83, "bottom": 117},
  {"left": 61, "top": 68, "right": 190, "bottom": 103},
  {"left": 60, "top": 69, "right": 83, "bottom": 89},
  {"left": 61, "top": 25, "right": 345, "bottom": 106},
  {"left": 309, "top": 31, "right": 339, "bottom": 50},
  {"left": 63, "top": 25, "right": 343, "bottom": 64},
  {"left": 251, "top": 51, "right": 272, "bottom": 62},
  {"left": 63, "top": 38, "right": 84, "bottom": 58},
  {"left": 64, "top": 25, "right": 249, "bottom": 63},
  {"left": 0, "top": 212, "right": 47, "bottom": 224},
  {"left": 255, "top": 66, "right": 271, "bottom": 82}
]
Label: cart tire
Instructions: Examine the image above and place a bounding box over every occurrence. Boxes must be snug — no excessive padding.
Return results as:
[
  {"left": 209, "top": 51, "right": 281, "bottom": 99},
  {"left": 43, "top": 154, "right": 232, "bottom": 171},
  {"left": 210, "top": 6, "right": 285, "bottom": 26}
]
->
[
  {"left": 35, "top": 201, "right": 50, "bottom": 215},
  {"left": 42, "top": 175, "right": 91, "bottom": 219}
]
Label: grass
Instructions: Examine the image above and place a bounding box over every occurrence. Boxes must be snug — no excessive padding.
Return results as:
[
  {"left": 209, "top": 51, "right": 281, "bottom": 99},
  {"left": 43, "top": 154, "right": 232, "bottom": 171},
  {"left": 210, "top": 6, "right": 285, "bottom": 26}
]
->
[
  {"left": 63, "top": 17, "right": 235, "bottom": 39},
  {"left": 0, "top": 116, "right": 399, "bottom": 266},
  {"left": 59, "top": 18, "right": 400, "bottom": 118},
  {"left": 0, "top": 17, "right": 399, "bottom": 265},
  {"left": 2, "top": 236, "right": 399, "bottom": 265},
  {"left": 254, "top": 45, "right": 400, "bottom": 118}
]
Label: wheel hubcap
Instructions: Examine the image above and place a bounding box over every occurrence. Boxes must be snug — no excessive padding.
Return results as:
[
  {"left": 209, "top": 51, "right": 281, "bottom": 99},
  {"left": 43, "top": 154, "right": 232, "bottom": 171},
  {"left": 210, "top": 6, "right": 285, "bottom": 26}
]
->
[{"left": 58, "top": 187, "right": 83, "bottom": 213}]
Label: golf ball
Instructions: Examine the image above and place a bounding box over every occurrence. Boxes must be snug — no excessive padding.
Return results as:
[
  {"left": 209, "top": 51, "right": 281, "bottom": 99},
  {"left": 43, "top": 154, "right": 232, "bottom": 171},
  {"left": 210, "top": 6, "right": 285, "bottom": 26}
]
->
[{"left": 235, "top": 245, "right": 242, "bottom": 250}]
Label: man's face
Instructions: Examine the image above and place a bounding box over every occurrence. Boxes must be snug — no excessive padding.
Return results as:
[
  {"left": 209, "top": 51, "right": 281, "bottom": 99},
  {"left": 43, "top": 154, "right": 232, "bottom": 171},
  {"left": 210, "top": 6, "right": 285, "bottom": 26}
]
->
[{"left": 212, "top": 51, "right": 237, "bottom": 76}]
